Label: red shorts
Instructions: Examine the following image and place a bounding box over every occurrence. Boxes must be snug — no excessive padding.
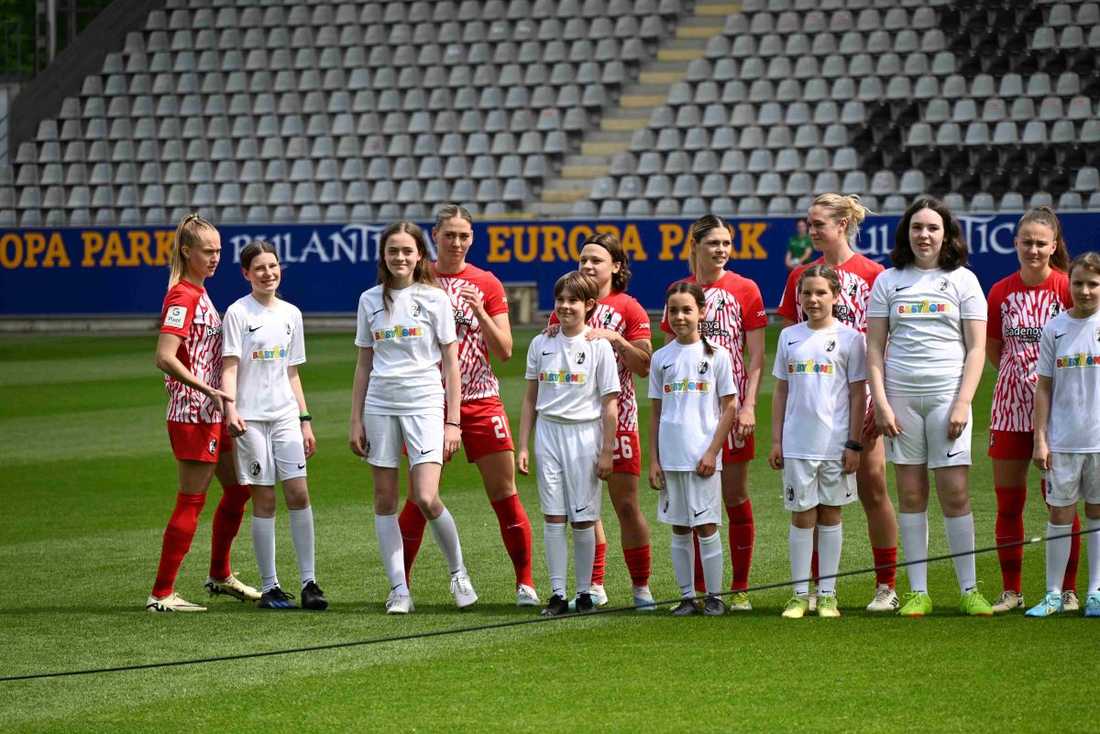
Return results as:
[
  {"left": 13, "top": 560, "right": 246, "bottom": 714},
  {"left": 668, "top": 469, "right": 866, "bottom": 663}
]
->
[
  {"left": 988, "top": 430, "right": 1034, "bottom": 461},
  {"left": 460, "top": 396, "right": 515, "bottom": 463},
  {"left": 167, "top": 421, "right": 231, "bottom": 463},
  {"left": 610, "top": 430, "right": 641, "bottom": 476},
  {"left": 723, "top": 430, "right": 755, "bottom": 463}
]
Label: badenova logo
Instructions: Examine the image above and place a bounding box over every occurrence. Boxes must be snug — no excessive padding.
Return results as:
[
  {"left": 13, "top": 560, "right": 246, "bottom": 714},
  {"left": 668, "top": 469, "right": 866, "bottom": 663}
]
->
[{"left": 373, "top": 325, "right": 424, "bottom": 341}]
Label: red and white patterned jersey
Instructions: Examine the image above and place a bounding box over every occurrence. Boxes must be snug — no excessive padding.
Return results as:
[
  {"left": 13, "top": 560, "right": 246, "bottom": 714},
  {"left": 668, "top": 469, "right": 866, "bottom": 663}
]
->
[
  {"left": 550, "top": 291, "right": 651, "bottom": 432},
  {"left": 987, "top": 270, "right": 1071, "bottom": 431},
  {"left": 434, "top": 263, "right": 509, "bottom": 402},
  {"left": 159, "top": 280, "right": 223, "bottom": 424},
  {"left": 777, "top": 253, "right": 884, "bottom": 333},
  {"left": 660, "top": 271, "right": 767, "bottom": 400}
]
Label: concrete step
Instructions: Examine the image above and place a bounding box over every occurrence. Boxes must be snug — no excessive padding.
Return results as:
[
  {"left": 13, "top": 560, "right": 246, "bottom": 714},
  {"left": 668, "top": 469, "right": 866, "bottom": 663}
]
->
[
  {"left": 585, "top": 129, "right": 634, "bottom": 144},
  {"left": 580, "top": 140, "right": 630, "bottom": 156},
  {"left": 695, "top": 2, "right": 739, "bottom": 16},
  {"left": 657, "top": 47, "right": 706, "bottom": 62},
  {"left": 601, "top": 116, "right": 648, "bottom": 132},
  {"left": 560, "top": 163, "right": 610, "bottom": 178},
  {"left": 562, "top": 154, "right": 610, "bottom": 167}
]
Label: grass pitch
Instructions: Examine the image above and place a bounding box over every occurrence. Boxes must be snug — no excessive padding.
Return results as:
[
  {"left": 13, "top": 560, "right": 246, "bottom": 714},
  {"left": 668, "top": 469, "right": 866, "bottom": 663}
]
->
[{"left": 1, "top": 326, "right": 1095, "bottom": 732}]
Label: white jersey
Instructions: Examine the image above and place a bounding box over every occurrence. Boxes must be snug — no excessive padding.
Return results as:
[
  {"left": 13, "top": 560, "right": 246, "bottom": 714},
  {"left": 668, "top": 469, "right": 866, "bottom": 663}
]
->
[
  {"left": 525, "top": 327, "right": 620, "bottom": 423},
  {"left": 868, "top": 266, "right": 986, "bottom": 397},
  {"left": 772, "top": 321, "right": 866, "bottom": 460},
  {"left": 1036, "top": 309, "right": 1100, "bottom": 453},
  {"left": 355, "top": 283, "right": 457, "bottom": 415},
  {"left": 648, "top": 340, "right": 737, "bottom": 471},
  {"left": 222, "top": 295, "right": 305, "bottom": 421}
]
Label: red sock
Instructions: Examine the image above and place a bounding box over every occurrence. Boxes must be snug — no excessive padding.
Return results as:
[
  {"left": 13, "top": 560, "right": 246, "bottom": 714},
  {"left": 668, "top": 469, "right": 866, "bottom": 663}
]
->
[
  {"left": 398, "top": 499, "right": 428, "bottom": 585},
  {"left": 1041, "top": 479, "right": 1080, "bottom": 593},
  {"left": 623, "top": 545, "right": 651, "bottom": 588},
  {"left": 592, "top": 541, "right": 608, "bottom": 586},
  {"left": 152, "top": 492, "right": 206, "bottom": 598},
  {"left": 810, "top": 550, "right": 820, "bottom": 585},
  {"left": 994, "top": 486, "right": 1027, "bottom": 593},
  {"left": 872, "top": 546, "right": 898, "bottom": 587},
  {"left": 209, "top": 483, "right": 250, "bottom": 580},
  {"left": 692, "top": 531, "right": 706, "bottom": 593},
  {"left": 727, "top": 500, "right": 755, "bottom": 591},
  {"left": 1066, "top": 512, "right": 1081, "bottom": 593},
  {"left": 491, "top": 494, "right": 534, "bottom": 588}
]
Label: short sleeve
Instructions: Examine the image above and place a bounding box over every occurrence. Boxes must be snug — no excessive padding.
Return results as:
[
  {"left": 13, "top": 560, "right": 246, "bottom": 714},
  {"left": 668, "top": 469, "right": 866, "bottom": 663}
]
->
[
  {"left": 433, "top": 290, "right": 458, "bottom": 345},
  {"left": 221, "top": 305, "right": 244, "bottom": 358},
  {"left": 623, "top": 297, "right": 651, "bottom": 341},
  {"left": 714, "top": 348, "right": 737, "bottom": 397},
  {"left": 771, "top": 331, "right": 789, "bottom": 381},
  {"left": 986, "top": 281, "right": 1003, "bottom": 341},
  {"left": 1036, "top": 324, "right": 1055, "bottom": 378},
  {"left": 595, "top": 340, "right": 621, "bottom": 396},
  {"left": 481, "top": 273, "right": 509, "bottom": 318},
  {"left": 847, "top": 331, "right": 867, "bottom": 383},
  {"left": 525, "top": 335, "right": 542, "bottom": 380},
  {"left": 159, "top": 287, "right": 195, "bottom": 337},
  {"left": 354, "top": 292, "right": 374, "bottom": 348},
  {"left": 867, "top": 272, "right": 891, "bottom": 318},
  {"left": 547, "top": 311, "right": 559, "bottom": 327},
  {"left": 741, "top": 281, "right": 768, "bottom": 331},
  {"left": 959, "top": 270, "right": 988, "bottom": 321},
  {"left": 647, "top": 350, "right": 663, "bottom": 400},
  {"left": 776, "top": 267, "right": 801, "bottom": 323},
  {"left": 288, "top": 307, "right": 306, "bottom": 366}
]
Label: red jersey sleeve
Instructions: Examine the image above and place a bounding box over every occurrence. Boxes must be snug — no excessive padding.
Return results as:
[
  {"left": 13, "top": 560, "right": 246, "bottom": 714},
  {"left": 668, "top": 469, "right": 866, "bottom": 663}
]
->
[
  {"left": 741, "top": 279, "right": 768, "bottom": 331},
  {"left": 159, "top": 285, "right": 198, "bottom": 338},
  {"left": 547, "top": 311, "right": 559, "bottom": 326},
  {"left": 986, "top": 280, "right": 1004, "bottom": 341},
  {"left": 1057, "top": 273, "right": 1072, "bottom": 308},
  {"left": 480, "top": 271, "right": 509, "bottom": 318},
  {"left": 776, "top": 266, "right": 803, "bottom": 323},
  {"left": 621, "top": 296, "right": 651, "bottom": 342}
]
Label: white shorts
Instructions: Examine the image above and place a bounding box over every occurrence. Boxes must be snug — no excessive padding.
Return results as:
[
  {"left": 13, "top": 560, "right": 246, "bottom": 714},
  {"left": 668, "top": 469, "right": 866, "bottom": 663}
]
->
[
  {"left": 534, "top": 418, "right": 603, "bottom": 523},
  {"left": 884, "top": 392, "right": 972, "bottom": 469},
  {"left": 234, "top": 413, "right": 306, "bottom": 486},
  {"left": 362, "top": 408, "right": 444, "bottom": 468},
  {"left": 658, "top": 470, "right": 722, "bottom": 527},
  {"left": 1045, "top": 453, "right": 1100, "bottom": 507},
  {"left": 782, "top": 457, "right": 857, "bottom": 512}
]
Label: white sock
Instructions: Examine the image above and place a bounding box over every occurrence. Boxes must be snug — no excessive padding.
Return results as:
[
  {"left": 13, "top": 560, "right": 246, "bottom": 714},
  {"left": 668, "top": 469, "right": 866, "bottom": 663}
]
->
[
  {"left": 288, "top": 506, "right": 316, "bottom": 587},
  {"left": 251, "top": 515, "right": 278, "bottom": 592},
  {"left": 944, "top": 513, "right": 977, "bottom": 593},
  {"left": 1046, "top": 522, "right": 1073, "bottom": 594},
  {"left": 817, "top": 522, "right": 843, "bottom": 596},
  {"left": 544, "top": 522, "right": 568, "bottom": 599},
  {"left": 699, "top": 530, "right": 724, "bottom": 595},
  {"left": 428, "top": 507, "right": 466, "bottom": 576},
  {"left": 899, "top": 511, "right": 929, "bottom": 593},
  {"left": 374, "top": 513, "right": 408, "bottom": 596},
  {"left": 671, "top": 532, "right": 695, "bottom": 598},
  {"left": 1087, "top": 518, "right": 1100, "bottom": 593},
  {"left": 573, "top": 525, "right": 595, "bottom": 595},
  {"left": 789, "top": 524, "right": 813, "bottom": 596}
]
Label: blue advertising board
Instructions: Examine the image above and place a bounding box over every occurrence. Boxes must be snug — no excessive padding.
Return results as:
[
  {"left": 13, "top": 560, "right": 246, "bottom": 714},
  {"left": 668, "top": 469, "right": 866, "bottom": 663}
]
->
[{"left": 1, "top": 214, "right": 1098, "bottom": 316}]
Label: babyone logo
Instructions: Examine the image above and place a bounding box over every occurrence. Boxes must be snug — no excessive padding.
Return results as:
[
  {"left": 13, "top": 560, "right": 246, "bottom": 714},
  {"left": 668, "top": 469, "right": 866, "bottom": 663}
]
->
[
  {"left": 663, "top": 379, "right": 710, "bottom": 394},
  {"left": 787, "top": 359, "right": 834, "bottom": 374},
  {"left": 373, "top": 324, "right": 423, "bottom": 341}
]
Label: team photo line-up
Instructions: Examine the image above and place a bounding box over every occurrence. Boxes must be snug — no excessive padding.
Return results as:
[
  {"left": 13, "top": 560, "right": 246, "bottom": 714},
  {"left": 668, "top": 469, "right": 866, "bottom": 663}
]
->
[{"left": 146, "top": 194, "right": 1100, "bottom": 620}]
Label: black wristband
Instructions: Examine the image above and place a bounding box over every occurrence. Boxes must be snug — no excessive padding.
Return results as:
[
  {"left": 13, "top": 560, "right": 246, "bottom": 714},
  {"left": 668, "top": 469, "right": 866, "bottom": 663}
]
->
[
  {"left": 445, "top": 421, "right": 461, "bottom": 428},
  {"left": 844, "top": 439, "right": 863, "bottom": 452},
  {"left": 299, "top": 413, "right": 312, "bottom": 422}
]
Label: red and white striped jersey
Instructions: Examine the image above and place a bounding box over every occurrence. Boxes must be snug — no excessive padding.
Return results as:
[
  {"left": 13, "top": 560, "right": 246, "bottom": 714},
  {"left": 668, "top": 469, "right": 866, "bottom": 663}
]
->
[
  {"left": 435, "top": 263, "right": 509, "bottom": 402},
  {"left": 159, "top": 280, "right": 223, "bottom": 424},
  {"left": 777, "top": 253, "right": 884, "bottom": 333},
  {"left": 551, "top": 291, "right": 651, "bottom": 432},
  {"left": 987, "top": 270, "right": 1071, "bottom": 431},
  {"left": 661, "top": 271, "right": 767, "bottom": 401}
]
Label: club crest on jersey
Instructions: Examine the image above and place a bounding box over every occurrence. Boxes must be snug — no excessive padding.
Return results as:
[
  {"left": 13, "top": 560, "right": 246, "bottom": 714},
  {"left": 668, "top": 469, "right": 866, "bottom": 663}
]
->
[
  {"left": 250, "top": 461, "right": 261, "bottom": 477},
  {"left": 698, "top": 360, "right": 709, "bottom": 375},
  {"left": 848, "top": 282, "right": 858, "bottom": 297},
  {"left": 411, "top": 302, "right": 422, "bottom": 317},
  {"left": 208, "top": 439, "right": 217, "bottom": 456},
  {"left": 936, "top": 277, "right": 949, "bottom": 292},
  {"left": 576, "top": 351, "right": 586, "bottom": 365},
  {"left": 1050, "top": 302, "right": 1061, "bottom": 319},
  {"left": 1095, "top": 327, "right": 1100, "bottom": 342},
  {"left": 602, "top": 311, "right": 613, "bottom": 327},
  {"left": 786, "top": 485, "right": 795, "bottom": 502},
  {"left": 825, "top": 338, "right": 837, "bottom": 352},
  {"left": 286, "top": 323, "right": 292, "bottom": 336}
]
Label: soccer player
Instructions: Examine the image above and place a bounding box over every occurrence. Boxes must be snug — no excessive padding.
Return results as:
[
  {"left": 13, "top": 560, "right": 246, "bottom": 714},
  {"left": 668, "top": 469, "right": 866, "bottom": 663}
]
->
[
  {"left": 770, "top": 266, "right": 867, "bottom": 619},
  {"left": 146, "top": 212, "right": 258, "bottom": 612},
  {"left": 549, "top": 233, "right": 654, "bottom": 610},
  {"left": 517, "top": 272, "right": 620, "bottom": 616},
  {"left": 986, "top": 206, "right": 1079, "bottom": 613},
  {"left": 866, "top": 197, "right": 993, "bottom": 617},
  {"left": 221, "top": 240, "right": 327, "bottom": 611},
  {"left": 649, "top": 282, "right": 738, "bottom": 616},
  {"left": 349, "top": 221, "right": 476, "bottom": 615},
  {"left": 396, "top": 204, "right": 537, "bottom": 607},
  {"left": 777, "top": 194, "right": 900, "bottom": 613},
  {"left": 1027, "top": 251, "right": 1100, "bottom": 618},
  {"left": 660, "top": 215, "right": 766, "bottom": 610}
]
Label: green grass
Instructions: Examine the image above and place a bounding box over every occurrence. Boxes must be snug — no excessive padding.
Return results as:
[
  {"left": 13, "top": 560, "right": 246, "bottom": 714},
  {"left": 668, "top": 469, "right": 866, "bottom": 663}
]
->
[{"left": 1, "top": 326, "right": 1094, "bottom": 732}]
